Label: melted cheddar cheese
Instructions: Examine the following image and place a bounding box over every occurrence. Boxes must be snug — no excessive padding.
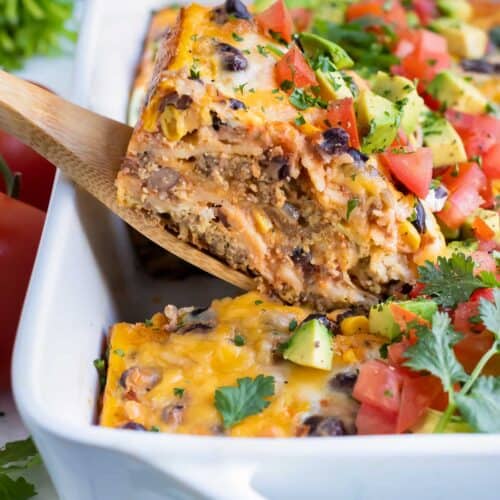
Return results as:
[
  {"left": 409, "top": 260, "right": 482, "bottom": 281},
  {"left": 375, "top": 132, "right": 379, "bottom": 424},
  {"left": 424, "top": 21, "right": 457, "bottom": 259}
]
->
[{"left": 100, "top": 292, "right": 384, "bottom": 437}]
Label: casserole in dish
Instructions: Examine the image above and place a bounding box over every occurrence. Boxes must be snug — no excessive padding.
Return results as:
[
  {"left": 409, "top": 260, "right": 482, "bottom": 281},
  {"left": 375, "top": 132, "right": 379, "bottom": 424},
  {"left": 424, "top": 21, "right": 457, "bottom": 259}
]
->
[{"left": 13, "top": 1, "right": 500, "bottom": 499}]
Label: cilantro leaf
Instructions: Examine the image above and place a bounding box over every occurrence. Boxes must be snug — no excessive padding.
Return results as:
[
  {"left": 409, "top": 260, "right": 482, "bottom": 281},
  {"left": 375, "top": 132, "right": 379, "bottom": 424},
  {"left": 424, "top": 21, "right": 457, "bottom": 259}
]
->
[
  {"left": 0, "top": 474, "right": 37, "bottom": 500},
  {"left": 0, "top": 438, "right": 39, "bottom": 470},
  {"left": 455, "top": 377, "right": 500, "bottom": 433},
  {"left": 479, "top": 289, "right": 500, "bottom": 339},
  {"left": 214, "top": 375, "right": 275, "bottom": 429},
  {"left": 404, "top": 312, "right": 467, "bottom": 392},
  {"left": 417, "top": 254, "right": 486, "bottom": 308}
]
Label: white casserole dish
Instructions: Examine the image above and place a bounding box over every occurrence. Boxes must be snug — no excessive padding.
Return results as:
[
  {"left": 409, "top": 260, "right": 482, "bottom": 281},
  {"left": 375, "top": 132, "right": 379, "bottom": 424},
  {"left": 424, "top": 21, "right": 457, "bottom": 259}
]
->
[{"left": 12, "top": 1, "right": 500, "bottom": 499}]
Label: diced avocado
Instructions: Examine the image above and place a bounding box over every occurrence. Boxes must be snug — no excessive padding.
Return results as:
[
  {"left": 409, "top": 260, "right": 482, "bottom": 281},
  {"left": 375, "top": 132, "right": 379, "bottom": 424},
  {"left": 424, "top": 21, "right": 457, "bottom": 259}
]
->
[
  {"left": 316, "top": 69, "right": 353, "bottom": 101},
  {"left": 427, "top": 71, "right": 488, "bottom": 115},
  {"left": 372, "top": 72, "right": 424, "bottom": 136},
  {"left": 312, "top": 3, "right": 346, "bottom": 24},
  {"left": 369, "top": 300, "right": 438, "bottom": 340},
  {"left": 356, "top": 89, "right": 400, "bottom": 154},
  {"left": 421, "top": 109, "right": 467, "bottom": 167},
  {"left": 411, "top": 409, "right": 473, "bottom": 433},
  {"left": 436, "top": 0, "right": 472, "bottom": 21},
  {"left": 298, "top": 32, "right": 354, "bottom": 70},
  {"left": 447, "top": 239, "right": 479, "bottom": 256},
  {"left": 283, "top": 319, "right": 333, "bottom": 370},
  {"left": 462, "top": 208, "right": 500, "bottom": 244},
  {"left": 430, "top": 18, "right": 488, "bottom": 59}
]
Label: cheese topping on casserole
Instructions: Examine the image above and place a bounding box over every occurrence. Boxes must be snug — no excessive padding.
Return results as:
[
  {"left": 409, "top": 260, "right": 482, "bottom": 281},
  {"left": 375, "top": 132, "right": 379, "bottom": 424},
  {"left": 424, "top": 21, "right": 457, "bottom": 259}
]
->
[
  {"left": 117, "top": 2, "right": 445, "bottom": 310},
  {"left": 100, "top": 292, "right": 384, "bottom": 437}
]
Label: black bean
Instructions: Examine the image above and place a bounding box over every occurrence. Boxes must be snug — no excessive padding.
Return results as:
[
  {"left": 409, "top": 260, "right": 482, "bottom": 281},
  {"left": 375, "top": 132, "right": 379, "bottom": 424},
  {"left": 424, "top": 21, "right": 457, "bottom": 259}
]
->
[
  {"left": 461, "top": 59, "right": 499, "bottom": 75},
  {"left": 211, "top": 6, "right": 229, "bottom": 24},
  {"left": 282, "top": 203, "right": 300, "bottom": 221},
  {"left": 210, "top": 110, "right": 225, "bottom": 131},
  {"left": 119, "top": 367, "right": 162, "bottom": 392},
  {"left": 303, "top": 415, "right": 347, "bottom": 436},
  {"left": 347, "top": 147, "right": 368, "bottom": 163},
  {"left": 217, "top": 42, "right": 248, "bottom": 71},
  {"left": 225, "top": 0, "right": 252, "bottom": 20},
  {"left": 191, "top": 306, "right": 209, "bottom": 316},
  {"left": 176, "top": 95, "right": 194, "bottom": 110},
  {"left": 159, "top": 91, "right": 193, "bottom": 111},
  {"left": 162, "top": 404, "right": 184, "bottom": 425},
  {"left": 229, "top": 98, "right": 246, "bottom": 110},
  {"left": 320, "top": 127, "right": 350, "bottom": 155},
  {"left": 434, "top": 185, "right": 448, "bottom": 199},
  {"left": 329, "top": 370, "right": 358, "bottom": 393},
  {"left": 260, "top": 155, "right": 290, "bottom": 180},
  {"left": 401, "top": 283, "right": 413, "bottom": 294},
  {"left": 301, "top": 313, "right": 336, "bottom": 333},
  {"left": 121, "top": 422, "right": 146, "bottom": 431},
  {"left": 291, "top": 247, "right": 311, "bottom": 265},
  {"left": 412, "top": 199, "right": 426, "bottom": 234}
]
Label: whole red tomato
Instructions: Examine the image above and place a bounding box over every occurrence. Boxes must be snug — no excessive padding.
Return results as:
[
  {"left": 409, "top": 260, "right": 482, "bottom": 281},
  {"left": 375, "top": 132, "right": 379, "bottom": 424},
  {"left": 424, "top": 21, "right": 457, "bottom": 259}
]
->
[
  {"left": 0, "top": 192, "right": 45, "bottom": 390},
  {"left": 0, "top": 130, "right": 55, "bottom": 211}
]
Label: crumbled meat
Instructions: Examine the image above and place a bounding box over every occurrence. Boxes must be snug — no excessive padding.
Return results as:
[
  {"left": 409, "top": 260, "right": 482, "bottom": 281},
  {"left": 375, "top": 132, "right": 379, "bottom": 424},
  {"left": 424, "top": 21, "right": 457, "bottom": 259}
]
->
[
  {"left": 146, "top": 167, "right": 180, "bottom": 192},
  {"left": 217, "top": 42, "right": 248, "bottom": 71}
]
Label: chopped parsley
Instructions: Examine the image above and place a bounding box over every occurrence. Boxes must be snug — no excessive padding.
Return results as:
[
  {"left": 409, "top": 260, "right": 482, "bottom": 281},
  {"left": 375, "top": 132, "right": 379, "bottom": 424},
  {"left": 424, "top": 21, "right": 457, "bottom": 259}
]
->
[
  {"left": 93, "top": 358, "right": 107, "bottom": 389},
  {"left": 214, "top": 375, "right": 275, "bottom": 429},
  {"left": 289, "top": 319, "right": 298, "bottom": 331},
  {"left": 234, "top": 334, "right": 246, "bottom": 346},
  {"left": 346, "top": 198, "right": 359, "bottom": 221},
  {"left": 113, "top": 348, "right": 125, "bottom": 357},
  {"left": 257, "top": 44, "right": 269, "bottom": 57},
  {"left": 173, "top": 387, "right": 185, "bottom": 398},
  {"left": 234, "top": 82, "right": 248, "bottom": 94},
  {"left": 294, "top": 114, "right": 306, "bottom": 126},
  {"left": 255, "top": 300, "right": 264, "bottom": 305},
  {"left": 189, "top": 64, "right": 200, "bottom": 80},
  {"left": 150, "top": 426, "right": 160, "bottom": 432},
  {"left": 289, "top": 88, "right": 326, "bottom": 111},
  {"left": 231, "top": 32, "right": 244, "bottom": 42},
  {"left": 144, "top": 318, "right": 153, "bottom": 327},
  {"left": 279, "top": 79, "right": 293, "bottom": 91}
]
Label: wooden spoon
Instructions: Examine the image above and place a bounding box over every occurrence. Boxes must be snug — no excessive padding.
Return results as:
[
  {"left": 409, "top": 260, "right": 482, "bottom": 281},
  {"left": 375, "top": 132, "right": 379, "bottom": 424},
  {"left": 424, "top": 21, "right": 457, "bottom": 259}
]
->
[{"left": 0, "top": 70, "right": 254, "bottom": 290}]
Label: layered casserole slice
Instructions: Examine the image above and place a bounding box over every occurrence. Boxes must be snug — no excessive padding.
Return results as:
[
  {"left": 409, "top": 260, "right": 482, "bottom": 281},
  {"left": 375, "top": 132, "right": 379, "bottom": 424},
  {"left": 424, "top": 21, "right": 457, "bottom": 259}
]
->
[
  {"left": 100, "top": 292, "right": 384, "bottom": 437},
  {"left": 117, "top": 1, "right": 445, "bottom": 309}
]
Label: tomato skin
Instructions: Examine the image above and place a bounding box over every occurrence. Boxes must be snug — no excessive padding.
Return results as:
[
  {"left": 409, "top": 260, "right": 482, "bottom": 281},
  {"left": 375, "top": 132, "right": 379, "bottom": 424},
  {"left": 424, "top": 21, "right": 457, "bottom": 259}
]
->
[
  {"left": 453, "top": 301, "right": 483, "bottom": 334},
  {"left": 388, "top": 340, "right": 411, "bottom": 366},
  {"left": 483, "top": 143, "right": 500, "bottom": 180},
  {"left": 396, "top": 375, "right": 442, "bottom": 433},
  {"left": 275, "top": 45, "right": 317, "bottom": 89},
  {"left": 441, "top": 163, "right": 487, "bottom": 194},
  {"left": 412, "top": 0, "right": 438, "bottom": 26},
  {"left": 256, "top": 0, "right": 294, "bottom": 43},
  {"left": 289, "top": 8, "right": 313, "bottom": 32},
  {"left": 379, "top": 147, "right": 433, "bottom": 199},
  {"left": 353, "top": 360, "right": 403, "bottom": 414},
  {"left": 0, "top": 130, "right": 55, "bottom": 211},
  {"left": 472, "top": 217, "right": 495, "bottom": 242},
  {"left": 0, "top": 193, "right": 45, "bottom": 390},
  {"left": 346, "top": 0, "right": 407, "bottom": 31},
  {"left": 326, "top": 98, "right": 360, "bottom": 149},
  {"left": 455, "top": 331, "right": 495, "bottom": 374},
  {"left": 470, "top": 288, "right": 495, "bottom": 303},
  {"left": 356, "top": 402, "right": 397, "bottom": 435}
]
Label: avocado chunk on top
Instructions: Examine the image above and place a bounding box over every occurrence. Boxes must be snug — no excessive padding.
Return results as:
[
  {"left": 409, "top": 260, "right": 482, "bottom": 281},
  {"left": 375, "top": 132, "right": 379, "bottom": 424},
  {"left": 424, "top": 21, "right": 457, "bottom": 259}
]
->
[
  {"left": 427, "top": 71, "right": 488, "bottom": 114},
  {"left": 430, "top": 18, "right": 488, "bottom": 59},
  {"left": 356, "top": 89, "right": 400, "bottom": 154},
  {"left": 421, "top": 109, "right": 467, "bottom": 167},
  {"left": 298, "top": 32, "right": 354, "bottom": 70},
  {"left": 447, "top": 239, "right": 479, "bottom": 256},
  {"left": 316, "top": 70, "right": 353, "bottom": 101},
  {"left": 283, "top": 319, "right": 333, "bottom": 371},
  {"left": 411, "top": 409, "right": 473, "bottom": 433},
  {"left": 436, "top": 0, "right": 472, "bottom": 21},
  {"left": 369, "top": 300, "right": 438, "bottom": 340},
  {"left": 372, "top": 72, "right": 424, "bottom": 136},
  {"left": 462, "top": 209, "right": 500, "bottom": 244}
]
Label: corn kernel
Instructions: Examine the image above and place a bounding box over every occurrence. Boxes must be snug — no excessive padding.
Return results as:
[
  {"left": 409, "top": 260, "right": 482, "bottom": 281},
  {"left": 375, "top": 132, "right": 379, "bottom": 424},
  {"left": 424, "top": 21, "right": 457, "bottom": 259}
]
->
[
  {"left": 342, "top": 349, "right": 358, "bottom": 364},
  {"left": 340, "top": 316, "right": 370, "bottom": 336},
  {"left": 398, "top": 220, "right": 422, "bottom": 252},
  {"left": 253, "top": 209, "right": 273, "bottom": 234}
]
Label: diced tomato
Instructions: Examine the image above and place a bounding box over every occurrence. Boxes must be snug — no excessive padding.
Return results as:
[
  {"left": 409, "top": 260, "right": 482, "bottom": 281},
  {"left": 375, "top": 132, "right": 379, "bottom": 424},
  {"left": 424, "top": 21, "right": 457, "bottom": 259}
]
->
[
  {"left": 396, "top": 375, "right": 442, "bottom": 433},
  {"left": 479, "top": 239, "right": 498, "bottom": 253},
  {"left": 289, "top": 7, "right": 313, "bottom": 33},
  {"left": 455, "top": 331, "right": 495, "bottom": 374},
  {"left": 483, "top": 143, "right": 500, "bottom": 180},
  {"left": 470, "top": 288, "right": 495, "bottom": 303},
  {"left": 356, "top": 402, "right": 397, "bottom": 435},
  {"left": 379, "top": 148, "right": 433, "bottom": 199},
  {"left": 472, "top": 217, "right": 495, "bottom": 242},
  {"left": 388, "top": 340, "right": 410, "bottom": 366},
  {"left": 275, "top": 45, "right": 317, "bottom": 89},
  {"left": 421, "top": 91, "right": 441, "bottom": 111},
  {"left": 430, "top": 385, "right": 449, "bottom": 412},
  {"left": 441, "top": 163, "right": 487, "bottom": 194},
  {"left": 326, "top": 98, "right": 360, "bottom": 149},
  {"left": 413, "top": 0, "right": 438, "bottom": 26},
  {"left": 390, "top": 129, "right": 411, "bottom": 150},
  {"left": 255, "top": 0, "right": 294, "bottom": 44},
  {"left": 389, "top": 303, "right": 430, "bottom": 344},
  {"left": 445, "top": 110, "right": 500, "bottom": 159},
  {"left": 346, "top": 0, "right": 407, "bottom": 31},
  {"left": 471, "top": 250, "right": 497, "bottom": 275},
  {"left": 395, "top": 30, "right": 450, "bottom": 84},
  {"left": 353, "top": 360, "right": 403, "bottom": 414},
  {"left": 438, "top": 163, "right": 487, "bottom": 229},
  {"left": 453, "top": 301, "right": 483, "bottom": 334},
  {"left": 437, "top": 187, "right": 484, "bottom": 228},
  {"left": 409, "top": 282, "right": 426, "bottom": 299},
  {"left": 480, "top": 181, "right": 495, "bottom": 209}
]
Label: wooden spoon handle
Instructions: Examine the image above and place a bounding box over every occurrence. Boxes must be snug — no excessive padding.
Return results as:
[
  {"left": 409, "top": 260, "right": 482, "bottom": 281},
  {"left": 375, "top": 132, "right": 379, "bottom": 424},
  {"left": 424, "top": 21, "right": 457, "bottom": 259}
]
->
[{"left": 0, "top": 70, "right": 254, "bottom": 291}]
